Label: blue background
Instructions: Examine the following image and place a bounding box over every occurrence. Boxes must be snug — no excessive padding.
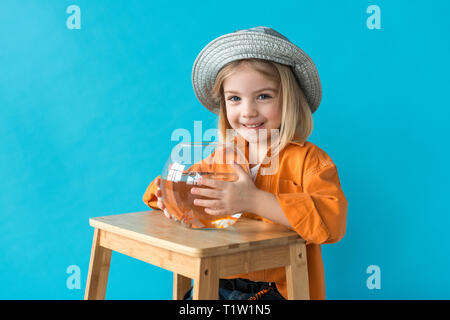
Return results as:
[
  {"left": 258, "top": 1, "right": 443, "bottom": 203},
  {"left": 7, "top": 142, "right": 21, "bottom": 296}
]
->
[{"left": 1, "top": 0, "right": 449, "bottom": 299}]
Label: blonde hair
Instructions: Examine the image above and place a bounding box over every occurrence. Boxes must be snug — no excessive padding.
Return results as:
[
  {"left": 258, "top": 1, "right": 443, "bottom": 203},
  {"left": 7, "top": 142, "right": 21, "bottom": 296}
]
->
[{"left": 212, "top": 58, "right": 313, "bottom": 153}]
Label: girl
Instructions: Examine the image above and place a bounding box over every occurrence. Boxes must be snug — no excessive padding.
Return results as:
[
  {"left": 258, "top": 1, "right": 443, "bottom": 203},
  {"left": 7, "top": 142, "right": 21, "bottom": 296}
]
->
[{"left": 143, "top": 26, "right": 348, "bottom": 300}]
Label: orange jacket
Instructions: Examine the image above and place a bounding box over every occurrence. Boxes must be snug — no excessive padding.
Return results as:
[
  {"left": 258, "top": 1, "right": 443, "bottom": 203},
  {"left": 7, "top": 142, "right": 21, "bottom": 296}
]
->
[{"left": 142, "top": 139, "right": 348, "bottom": 300}]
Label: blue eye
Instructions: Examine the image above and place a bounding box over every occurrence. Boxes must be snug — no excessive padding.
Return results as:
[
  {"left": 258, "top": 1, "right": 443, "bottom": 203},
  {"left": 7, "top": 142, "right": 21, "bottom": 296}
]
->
[
  {"left": 258, "top": 94, "right": 271, "bottom": 100},
  {"left": 228, "top": 96, "right": 240, "bottom": 102}
]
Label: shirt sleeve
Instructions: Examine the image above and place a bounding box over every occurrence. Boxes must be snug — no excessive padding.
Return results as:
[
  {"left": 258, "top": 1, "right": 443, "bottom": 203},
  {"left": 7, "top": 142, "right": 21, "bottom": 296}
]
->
[
  {"left": 142, "top": 175, "right": 161, "bottom": 210},
  {"left": 275, "top": 164, "right": 348, "bottom": 245}
]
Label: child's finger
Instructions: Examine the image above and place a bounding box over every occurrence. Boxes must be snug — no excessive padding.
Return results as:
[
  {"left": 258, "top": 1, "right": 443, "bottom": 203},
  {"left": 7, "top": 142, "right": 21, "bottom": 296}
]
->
[
  {"left": 157, "top": 197, "right": 169, "bottom": 218},
  {"left": 205, "top": 207, "right": 228, "bottom": 216},
  {"left": 163, "top": 209, "right": 172, "bottom": 219},
  {"left": 155, "top": 177, "right": 161, "bottom": 187},
  {"left": 157, "top": 199, "right": 165, "bottom": 210}
]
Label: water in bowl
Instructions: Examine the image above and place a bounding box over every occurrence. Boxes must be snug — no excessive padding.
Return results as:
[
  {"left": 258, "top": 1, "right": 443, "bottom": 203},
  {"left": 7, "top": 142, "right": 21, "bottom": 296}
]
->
[{"left": 161, "top": 171, "right": 241, "bottom": 229}]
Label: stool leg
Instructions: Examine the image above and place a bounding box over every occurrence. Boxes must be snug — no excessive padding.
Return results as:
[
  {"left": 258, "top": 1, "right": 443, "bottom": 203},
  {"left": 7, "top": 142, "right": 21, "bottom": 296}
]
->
[
  {"left": 285, "top": 242, "right": 310, "bottom": 300},
  {"left": 173, "top": 273, "right": 191, "bottom": 300},
  {"left": 192, "top": 257, "right": 219, "bottom": 300},
  {"left": 85, "top": 229, "right": 112, "bottom": 300}
]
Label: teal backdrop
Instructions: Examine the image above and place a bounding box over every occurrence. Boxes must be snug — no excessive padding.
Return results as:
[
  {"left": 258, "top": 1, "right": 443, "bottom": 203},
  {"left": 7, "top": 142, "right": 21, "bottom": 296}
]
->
[{"left": 1, "top": 0, "right": 449, "bottom": 299}]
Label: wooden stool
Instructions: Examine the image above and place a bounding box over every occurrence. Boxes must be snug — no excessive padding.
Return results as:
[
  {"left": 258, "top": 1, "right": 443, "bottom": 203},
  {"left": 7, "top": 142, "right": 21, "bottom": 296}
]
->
[{"left": 84, "top": 211, "right": 309, "bottom": 300}]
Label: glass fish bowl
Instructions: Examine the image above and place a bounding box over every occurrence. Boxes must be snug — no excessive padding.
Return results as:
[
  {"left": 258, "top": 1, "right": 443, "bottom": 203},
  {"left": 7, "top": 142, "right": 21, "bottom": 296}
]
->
[{"left": 160, "top": 142, "right": 249, "bottom": 229}]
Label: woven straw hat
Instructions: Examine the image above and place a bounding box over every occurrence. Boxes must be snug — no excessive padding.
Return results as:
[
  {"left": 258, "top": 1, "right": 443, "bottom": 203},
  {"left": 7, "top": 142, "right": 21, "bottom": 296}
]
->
[{"left": 192, "top": 26, "right": 322, "bottom": 114}]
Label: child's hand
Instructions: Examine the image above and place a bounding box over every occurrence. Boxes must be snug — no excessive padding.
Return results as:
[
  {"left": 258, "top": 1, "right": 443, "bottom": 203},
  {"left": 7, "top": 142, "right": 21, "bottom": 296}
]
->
[
  {"left": 155, "top": 177, "right": 173, "bottom": 220},
  {"left": 190, "top": 164, "right": 259, "bottom": 215}
]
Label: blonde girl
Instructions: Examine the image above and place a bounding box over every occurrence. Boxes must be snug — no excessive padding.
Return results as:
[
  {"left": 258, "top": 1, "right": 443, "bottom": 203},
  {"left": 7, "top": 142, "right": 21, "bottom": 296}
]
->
[{"left": 144, "top": 26, "right": 347, "bottom": 300}]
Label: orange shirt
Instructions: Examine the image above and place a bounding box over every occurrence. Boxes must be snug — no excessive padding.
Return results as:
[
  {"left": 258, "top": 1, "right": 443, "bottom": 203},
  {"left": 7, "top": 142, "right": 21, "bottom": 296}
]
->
[{"left": 142, "top": 139, "right": 348, "bottom": 300}]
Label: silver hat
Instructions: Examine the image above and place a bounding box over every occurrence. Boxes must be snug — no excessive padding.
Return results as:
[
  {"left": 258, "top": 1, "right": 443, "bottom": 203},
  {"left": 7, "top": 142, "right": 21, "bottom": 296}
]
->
[{"left": 192, "top": 26, "right": 322, "bottom": 114}]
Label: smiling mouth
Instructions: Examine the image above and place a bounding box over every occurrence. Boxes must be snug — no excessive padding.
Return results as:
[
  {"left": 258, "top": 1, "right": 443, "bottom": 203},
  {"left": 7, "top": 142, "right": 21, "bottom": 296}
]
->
[{"left": 242, "top": 122, "right": 264, "bottom": 128}]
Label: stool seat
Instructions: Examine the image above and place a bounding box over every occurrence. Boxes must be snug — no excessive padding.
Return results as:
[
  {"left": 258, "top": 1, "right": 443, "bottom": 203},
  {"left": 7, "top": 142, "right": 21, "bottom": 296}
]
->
[{"left": 85, "top": 211, "right": 309, "bottom": 300}]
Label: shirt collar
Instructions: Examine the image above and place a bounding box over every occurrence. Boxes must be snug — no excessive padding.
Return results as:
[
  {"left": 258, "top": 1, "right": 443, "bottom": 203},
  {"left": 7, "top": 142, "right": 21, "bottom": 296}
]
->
[{"left": 288, "top": 140, "right": 305, "bottom": 147}]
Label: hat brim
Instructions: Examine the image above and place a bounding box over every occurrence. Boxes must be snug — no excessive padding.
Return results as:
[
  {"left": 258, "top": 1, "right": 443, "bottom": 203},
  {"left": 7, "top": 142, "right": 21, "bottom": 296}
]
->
[{"left": 192, "top": 31, "right": 322, "bottom": 114}]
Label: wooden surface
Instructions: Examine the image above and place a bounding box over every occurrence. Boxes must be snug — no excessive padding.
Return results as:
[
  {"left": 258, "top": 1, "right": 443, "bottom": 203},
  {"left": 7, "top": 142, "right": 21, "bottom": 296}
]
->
[
  {"left": 285, "top": 242, "right": 310, "bottom": 299},
  {"left": 173, "top": 273, "right": 191, "bottom": 300},
  {"left": 89, "top": 210, "right": 303, "bottom": 257},
  {"left": 84, "top": 229, "right": 111, "bottom": 300}
]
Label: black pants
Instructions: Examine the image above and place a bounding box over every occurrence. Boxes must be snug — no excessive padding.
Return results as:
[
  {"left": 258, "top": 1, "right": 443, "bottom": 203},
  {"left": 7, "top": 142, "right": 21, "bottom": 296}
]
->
[{"left": 183, "top": 278, "right": 286, "bottom": 300}]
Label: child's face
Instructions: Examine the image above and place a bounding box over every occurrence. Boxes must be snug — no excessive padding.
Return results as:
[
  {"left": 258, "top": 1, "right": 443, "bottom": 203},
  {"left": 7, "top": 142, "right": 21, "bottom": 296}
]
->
[{"left": 223, "top": 63, "right": 282, "bottom": 145}]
